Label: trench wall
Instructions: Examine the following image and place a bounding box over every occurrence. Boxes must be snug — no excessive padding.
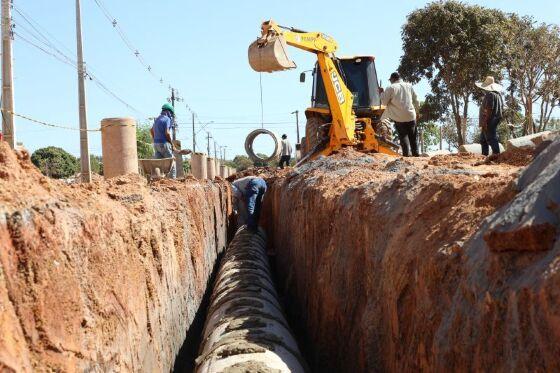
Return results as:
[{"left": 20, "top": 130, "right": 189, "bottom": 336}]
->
[
  {"left": 264, "top": 151, "right": 560, "bottom": 372},
  {"left": 0, "top": 143, "right": 230, "bottom": 372}
]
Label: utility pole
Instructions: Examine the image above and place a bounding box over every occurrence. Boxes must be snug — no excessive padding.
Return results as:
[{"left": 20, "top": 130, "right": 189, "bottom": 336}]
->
[
  {"left": 168, "top": 88, "right": 182, "bottom": 141},
  {"left": 206, "top": 132, "right": 212, "bottom": 155},
  {"left": 170, "top": 88, "right": 176, "bottom": 140},
  {"left": 1, "top": 0, "right": 15, "bottom": 148},
  {"left": 291, "top": 110, "right": 300, "bottom": 143},
  {"left": 439, "top": 125, "right": 443, "bottom": 150},
  {"left": 223, "top": 146, "right": 227, "bottom": 162},
  {"left": 192, "top": 112, "right": 196, "bottom": 152},
  {"left": 214, "top": 141, "right": 218, "bottom": 160},
  {"left": 76, "top": 0, "right": 91, "bottom": 182}
]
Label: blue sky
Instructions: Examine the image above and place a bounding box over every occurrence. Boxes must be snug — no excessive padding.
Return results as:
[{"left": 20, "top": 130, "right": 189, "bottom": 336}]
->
[{"left": 9, "top": 0, "right": 560, "bottom": 158}]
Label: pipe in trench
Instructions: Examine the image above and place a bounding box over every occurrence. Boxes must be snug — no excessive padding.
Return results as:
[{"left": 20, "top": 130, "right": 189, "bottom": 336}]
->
[{"left": 195, "top": 227, "right": 306, "bottom": 372}]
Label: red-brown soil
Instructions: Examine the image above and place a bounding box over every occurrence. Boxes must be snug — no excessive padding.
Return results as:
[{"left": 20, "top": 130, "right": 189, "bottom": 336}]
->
[
  {"left": 0, "top": 142, "right": 230, "bottom": 372},
  {"left": 264, "top": 147, "right": 559, "bottom": 372}
]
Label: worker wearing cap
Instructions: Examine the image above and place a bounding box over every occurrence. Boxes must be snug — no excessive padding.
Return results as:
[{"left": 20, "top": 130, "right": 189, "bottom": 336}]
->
[
  {"left": 151, "top": 103, "right": 177, "bottom": 178},
  {"left": 379, "top": 72, "right": 419, "bottom": 157},
  {"left": 476, "top": 76, "right": 504, "bottom": 156},
  {"left": 232, "top": 176, "right": 267, "bottom": 232},
  {"left": 278, "top": 134, "right": 292, "bottom": 169}
]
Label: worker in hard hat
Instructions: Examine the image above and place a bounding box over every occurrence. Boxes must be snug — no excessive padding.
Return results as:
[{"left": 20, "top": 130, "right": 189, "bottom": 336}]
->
[
  {"left": 232, "top": 176, "right": 267, "bottom": 232},
  {"left": 150, "top": 103, "right": 177, "bottom": 178},
  {"left": 278, "top": 134, "right": 292, "bottom": 169}
]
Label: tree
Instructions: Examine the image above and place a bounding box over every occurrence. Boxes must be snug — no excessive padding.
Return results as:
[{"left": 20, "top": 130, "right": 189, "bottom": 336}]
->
[
  {"left": 228, "top": 155, "right": 253, "bottom": 171},
  {"left": 399, "top": 1, "right": 508, "bottom": 145},
  {"left": 418, "top": 121, "right": 441, "bottom": 152},
  {"left": 182, "top": 159, "right": 191, "bottom": 174},
  {"left": 31, "top": 147, "right": 79, "bottom": 179},
  {"left": 254, "top": 153, "right": 277, "bottom": 168},
  {"left": 78, "top": 155, "right": 103, "bottom": 175},
  {"left": 504, "top": 16, "right": 560, "bottom": 134},
  {"left": 90, "top": 155, "right": 103, "bottom": 175},
  {"left": 136, "top": 124, "right": 153, "bottom": 159}
]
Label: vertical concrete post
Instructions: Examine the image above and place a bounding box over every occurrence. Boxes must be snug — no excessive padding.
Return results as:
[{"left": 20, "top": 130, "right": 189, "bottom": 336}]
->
[
  {"left": 207, "top": 157, "right": 216, "bottom": 180},
  {"left": 220, "top": 164, "right": 227, "bottom": 178},
  {"left": 215, "top": 159, "right": 220, "bottom": 176},
  {"left": 101, "top": 118, "right": 138, "bottom": 179},
  {"left": 191, "top": 153, "right": 208, "bottom": 180}
]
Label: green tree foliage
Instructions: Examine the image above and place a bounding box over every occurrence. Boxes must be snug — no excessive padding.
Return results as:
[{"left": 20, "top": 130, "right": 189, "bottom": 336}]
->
[
  {"left": 418, "top": 121, "right": 441, "bottom": 152},
  {"left": 90, "top": 155, "right": 103, "bottom": 175},
  {"left": 182, "top": 159, "right": 191, "bottom": 174},
  {"left": 503, "top": 16, "right": 560, "bottom": 133},
  {"left": 31, "top": 146, "right": 79, "bottom": 179},
  {"left": 136, "top": 124, "right": 153, "bottom": 159},
  {"left": 77, "top": 155, "right": 104, "bottom": 175},
  {"left": 228, "top": 155, "right": 253, "bottom": 171},
  {"left": 399, "top": 1, "right": 508, "bottom": 145},
  {"left": 254, "top": 153, "right": 278, "bottom": 168}
]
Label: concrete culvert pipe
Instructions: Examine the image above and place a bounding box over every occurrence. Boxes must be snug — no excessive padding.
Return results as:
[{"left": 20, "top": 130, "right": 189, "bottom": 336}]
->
[
  {"left": 245, "top": 129, "right": 281, "bottom": 164},
  {"left": 195, "top": 227, "right": 306, "bottom": 373},
  {"left": 100, "top": 117, "right": 138, "bottom": 179}
]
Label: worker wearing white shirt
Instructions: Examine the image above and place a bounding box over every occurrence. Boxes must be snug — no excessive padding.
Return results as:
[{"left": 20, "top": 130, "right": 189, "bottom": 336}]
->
[{"left": 379, "top": 72, "right": 420, "bottom": 157}]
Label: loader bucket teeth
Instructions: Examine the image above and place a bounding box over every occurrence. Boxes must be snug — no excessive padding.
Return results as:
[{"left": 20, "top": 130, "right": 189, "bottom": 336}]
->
[{"left": 248, "top": 36, "right": 296, "bottom": 72}]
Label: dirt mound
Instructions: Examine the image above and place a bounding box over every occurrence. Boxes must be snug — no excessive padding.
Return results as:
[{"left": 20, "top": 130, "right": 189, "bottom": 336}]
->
[
  {"left": 0, "top": 142, "right": 230, "bottom": 372},
  {"left": 482, "top": 147, "right": 536, "bottom": 166},
  {"left": 264, "top": 146, "right": 558, "bottom": 371}
]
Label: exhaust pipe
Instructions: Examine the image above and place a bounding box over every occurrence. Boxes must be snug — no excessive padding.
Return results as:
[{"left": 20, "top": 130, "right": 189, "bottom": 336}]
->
[{"left": 195, "top": 227, "right": 306, "bottom": 372}]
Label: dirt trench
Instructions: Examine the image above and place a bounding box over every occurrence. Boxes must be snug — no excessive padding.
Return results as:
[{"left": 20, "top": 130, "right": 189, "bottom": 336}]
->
[
  {"left": 262, "top": 146, "right": 560, "bottom": 372},
  {"left": 0, "top": 142, "right": 230, "bottom": 372}
]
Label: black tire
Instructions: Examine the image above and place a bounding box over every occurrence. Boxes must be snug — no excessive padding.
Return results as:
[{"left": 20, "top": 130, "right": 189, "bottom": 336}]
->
[{"left": 304, "top": 116, "right": 328, "bottom": 158}]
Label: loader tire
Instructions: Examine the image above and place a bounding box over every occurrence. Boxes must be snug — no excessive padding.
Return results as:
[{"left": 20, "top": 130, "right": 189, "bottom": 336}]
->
[{"left": 304, "top": 116, "right": 327, "bottom": 158}]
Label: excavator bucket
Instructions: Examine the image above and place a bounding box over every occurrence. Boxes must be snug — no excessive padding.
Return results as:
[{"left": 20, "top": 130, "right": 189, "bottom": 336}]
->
[{"left": 248, "top": 36, "right": 296, "bottom": 72}]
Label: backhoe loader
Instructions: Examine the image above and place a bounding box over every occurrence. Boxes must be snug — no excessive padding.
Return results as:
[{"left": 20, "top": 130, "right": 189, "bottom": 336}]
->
[{"left": 248, "top": 20, "right": 399, "bottom": 162}]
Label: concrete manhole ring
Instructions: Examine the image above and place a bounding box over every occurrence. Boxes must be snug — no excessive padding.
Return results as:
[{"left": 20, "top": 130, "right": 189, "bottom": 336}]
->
[{"left": 245, "top": 129, "right": 281, "bottom": 163}]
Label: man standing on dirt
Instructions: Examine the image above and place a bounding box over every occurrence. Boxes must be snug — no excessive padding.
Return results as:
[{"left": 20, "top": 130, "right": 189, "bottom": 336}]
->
[
  {"left": 378, "top": 72, "right": 419, "bottom": 157},
  {"left": 232, "top": 176, "right": 267, "bottom": 232},
  {"left": 151, "top": 103, "right": 177, "bottom": 178},
  {"left": 476, "top": 76, "right": 503, "bottom": 156},
  {"left": 278, "top": 134, "right": 292, "bottom": 169}
]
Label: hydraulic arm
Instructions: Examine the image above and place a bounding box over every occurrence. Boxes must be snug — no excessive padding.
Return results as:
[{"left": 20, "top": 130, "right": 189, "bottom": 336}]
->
[{"left": 248, "top": 20, "right": 398, "bottom": 160}]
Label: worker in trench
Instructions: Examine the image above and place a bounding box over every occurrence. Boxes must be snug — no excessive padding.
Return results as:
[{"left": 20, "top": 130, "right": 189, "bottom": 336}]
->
[
  {"left": 231, "top": 176, "right": 267, "bottom": 232},
  {"left": 150, "top": 103, "right": 177, "bottom": 178},
  {"left": 476, "top": 76, "right": 504, "bottom": 157},
  {"left": 378, "top": 72, "right": 420, "bottom": 157}
]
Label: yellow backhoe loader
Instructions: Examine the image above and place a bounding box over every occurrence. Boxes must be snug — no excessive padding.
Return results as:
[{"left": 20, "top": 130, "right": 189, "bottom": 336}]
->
[{"left": 248, "top": 20, "right": 399, "bottom": 162}]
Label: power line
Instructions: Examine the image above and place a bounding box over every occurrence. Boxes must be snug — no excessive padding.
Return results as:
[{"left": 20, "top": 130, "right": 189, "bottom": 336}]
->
[
  {"left": 91, "top": 0, "right": 163, "bottom": 84},
  {"left": 12, "top": 9, "right": 145, "bottom": 116}
]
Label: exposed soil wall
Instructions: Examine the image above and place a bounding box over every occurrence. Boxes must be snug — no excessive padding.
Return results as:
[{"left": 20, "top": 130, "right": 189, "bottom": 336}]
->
[
  {"left": 264, "top": 148, "right": 560, "bottom": 372},
  {"left": 0, "top": 143, "right": 229, "bottom": 372}
]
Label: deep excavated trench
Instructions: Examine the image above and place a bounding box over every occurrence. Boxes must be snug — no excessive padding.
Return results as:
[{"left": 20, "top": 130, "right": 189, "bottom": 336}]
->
[{"left": 1, "top": 139, "right": 559, "bottom": 372}]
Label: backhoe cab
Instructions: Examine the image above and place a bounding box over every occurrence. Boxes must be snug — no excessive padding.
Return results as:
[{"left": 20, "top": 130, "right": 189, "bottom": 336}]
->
[{"left": 248, "top": 20, "right": 398, "bottom": 162}]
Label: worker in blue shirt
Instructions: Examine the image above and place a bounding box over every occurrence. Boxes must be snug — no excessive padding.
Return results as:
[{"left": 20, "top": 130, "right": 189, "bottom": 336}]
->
[
  {"left": 232, "top": 176, "right": 267, "bottom": 232},
  {"left": 150, "top": 103, "right": 177, "bottom": 178}
]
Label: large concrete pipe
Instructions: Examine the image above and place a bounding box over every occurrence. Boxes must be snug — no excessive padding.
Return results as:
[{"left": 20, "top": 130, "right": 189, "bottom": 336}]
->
[
  {"left": 195, "top": 227, "right": 306, "bottom": 372},
  {"left": 245, "top": 129, "right": 281, "bottom": 164},
  {"left": 191, "top": 153, "right": 208, "bottom": 180},
  {"left": 214, "top": 159, "right": 220, "bottom": 176},
  {"left": 101, "top": 117, "right": 138, "bottom": 179},
  {"left": 220, "top": 164, "right": 227, "bottom": 178},
  {"left": 207, "top": 157, "right": 216, "bottom": 180}
]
